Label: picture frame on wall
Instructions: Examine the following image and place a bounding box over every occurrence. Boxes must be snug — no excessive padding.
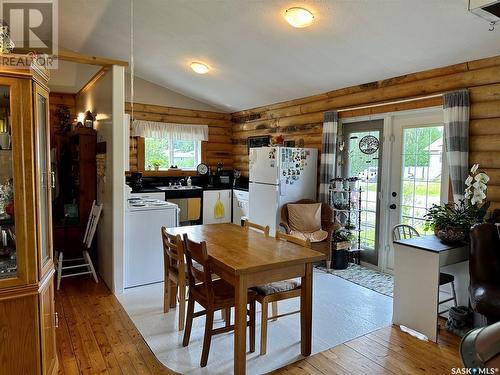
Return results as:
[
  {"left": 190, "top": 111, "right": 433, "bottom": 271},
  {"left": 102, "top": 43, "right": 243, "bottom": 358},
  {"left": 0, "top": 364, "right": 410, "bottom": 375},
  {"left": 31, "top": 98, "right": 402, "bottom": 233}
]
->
[{"left": 247, "top": 135, "right": 270, "bottom": 154}]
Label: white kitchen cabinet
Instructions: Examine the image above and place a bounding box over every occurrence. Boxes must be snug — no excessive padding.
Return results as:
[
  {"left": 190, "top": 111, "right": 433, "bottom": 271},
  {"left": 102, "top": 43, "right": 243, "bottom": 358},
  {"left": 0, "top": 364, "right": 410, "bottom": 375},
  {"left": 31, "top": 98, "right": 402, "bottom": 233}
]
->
[
  {"left": 203, "top": 189, "right": 232, "bottom": 224},
  {"left": 232, "top": 189, "right": 249, "bottom": 225}
]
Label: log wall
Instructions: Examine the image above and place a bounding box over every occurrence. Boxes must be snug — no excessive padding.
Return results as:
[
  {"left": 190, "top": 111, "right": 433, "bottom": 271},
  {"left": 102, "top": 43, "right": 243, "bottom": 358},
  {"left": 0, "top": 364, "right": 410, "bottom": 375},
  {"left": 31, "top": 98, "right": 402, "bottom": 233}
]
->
[
  {"left": 230, "top": 55, "right": 500, "bottom": 210},
  {"left": 126, "top": 102, "right": 233, "bottom": 173}
]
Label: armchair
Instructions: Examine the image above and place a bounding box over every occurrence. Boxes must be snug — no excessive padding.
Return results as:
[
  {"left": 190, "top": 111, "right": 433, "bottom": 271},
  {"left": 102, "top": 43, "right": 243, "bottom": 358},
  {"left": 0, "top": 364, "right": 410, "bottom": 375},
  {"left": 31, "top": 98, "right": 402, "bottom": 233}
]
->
[
  {"left": 469, "top": 223, "right": 500, "bottom": 325},
  {"left": 280, "top": 199, "right": 337, "bottom": 269}
]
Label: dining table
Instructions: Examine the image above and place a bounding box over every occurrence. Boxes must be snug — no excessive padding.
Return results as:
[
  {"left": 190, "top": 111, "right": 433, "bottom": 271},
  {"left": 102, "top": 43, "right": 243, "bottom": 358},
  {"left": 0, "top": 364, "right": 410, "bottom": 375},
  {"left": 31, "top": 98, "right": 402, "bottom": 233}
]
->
[{"left": 167, "top": 223, "right": 325, "bottom": 375}]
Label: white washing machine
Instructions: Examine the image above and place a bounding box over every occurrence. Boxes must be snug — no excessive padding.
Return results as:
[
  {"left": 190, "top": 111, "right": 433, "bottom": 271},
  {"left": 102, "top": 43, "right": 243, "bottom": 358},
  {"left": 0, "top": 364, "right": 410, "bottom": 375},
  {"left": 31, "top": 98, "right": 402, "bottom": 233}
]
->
[{"left": 125, "top": 192, "right": 179, "bottom": 288}]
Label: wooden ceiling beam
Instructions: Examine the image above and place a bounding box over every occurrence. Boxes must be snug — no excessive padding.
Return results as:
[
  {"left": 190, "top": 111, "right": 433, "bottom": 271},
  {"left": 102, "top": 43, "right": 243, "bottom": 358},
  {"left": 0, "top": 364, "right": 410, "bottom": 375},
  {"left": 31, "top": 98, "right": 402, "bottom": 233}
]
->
[{"left": 56, "top": 48, "right": 128, "bottom": 67}]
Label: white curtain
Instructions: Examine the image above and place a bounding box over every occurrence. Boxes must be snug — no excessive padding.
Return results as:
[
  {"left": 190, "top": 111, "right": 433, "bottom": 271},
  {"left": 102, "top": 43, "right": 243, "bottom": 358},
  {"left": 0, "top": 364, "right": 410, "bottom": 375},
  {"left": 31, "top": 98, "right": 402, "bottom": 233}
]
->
[{"left": 131, "top": 120, "right": 209, "bottom": 141}]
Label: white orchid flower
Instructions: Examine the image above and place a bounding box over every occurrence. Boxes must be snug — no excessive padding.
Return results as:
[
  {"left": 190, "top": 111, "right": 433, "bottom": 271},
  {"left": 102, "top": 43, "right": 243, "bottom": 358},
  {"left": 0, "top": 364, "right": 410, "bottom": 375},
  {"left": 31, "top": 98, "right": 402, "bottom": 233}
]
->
[
  {"left": 472, "top": 180, "right": 487, "bottom": 191},
  {"left": 465, "top": 176, "right": 473, "bottom": 186},
  {"left": 474, "top": 173, "right": 490, "bottom": 184},
  {"left": 471, "top": 189, "right": 486, "bottom": 205},
  {"left": 471, "top": 164, "right": 479, "bottom": 174}
]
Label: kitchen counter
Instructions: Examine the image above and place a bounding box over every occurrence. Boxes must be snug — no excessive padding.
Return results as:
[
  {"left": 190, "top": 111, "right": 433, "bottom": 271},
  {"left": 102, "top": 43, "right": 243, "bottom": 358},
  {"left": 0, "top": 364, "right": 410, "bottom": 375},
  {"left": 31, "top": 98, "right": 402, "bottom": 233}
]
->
[{"left": 130, "top": 185, "right": 235, "bottom": 193}]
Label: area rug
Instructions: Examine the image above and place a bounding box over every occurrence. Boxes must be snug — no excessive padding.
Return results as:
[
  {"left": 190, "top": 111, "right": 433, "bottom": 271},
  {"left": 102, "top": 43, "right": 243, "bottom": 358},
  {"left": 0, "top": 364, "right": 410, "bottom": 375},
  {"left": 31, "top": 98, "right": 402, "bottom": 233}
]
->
[{"left": 316, "top": 264, "right": 394, "bottom": 297}]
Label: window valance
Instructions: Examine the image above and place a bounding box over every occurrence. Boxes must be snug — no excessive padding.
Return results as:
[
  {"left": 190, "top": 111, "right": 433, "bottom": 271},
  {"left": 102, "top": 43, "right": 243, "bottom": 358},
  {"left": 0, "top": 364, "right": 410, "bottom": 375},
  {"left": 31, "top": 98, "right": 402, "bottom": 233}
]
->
[{"left": 131, "top": 120, "right": 209, "bottom": 141}]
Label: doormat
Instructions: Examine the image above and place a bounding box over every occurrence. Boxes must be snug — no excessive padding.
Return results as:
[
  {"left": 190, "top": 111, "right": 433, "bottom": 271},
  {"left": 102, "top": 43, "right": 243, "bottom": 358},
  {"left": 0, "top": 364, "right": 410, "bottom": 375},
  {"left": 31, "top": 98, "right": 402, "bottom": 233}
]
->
[{"left": 316, "top": 264, "right": 394, "bottom": 297}]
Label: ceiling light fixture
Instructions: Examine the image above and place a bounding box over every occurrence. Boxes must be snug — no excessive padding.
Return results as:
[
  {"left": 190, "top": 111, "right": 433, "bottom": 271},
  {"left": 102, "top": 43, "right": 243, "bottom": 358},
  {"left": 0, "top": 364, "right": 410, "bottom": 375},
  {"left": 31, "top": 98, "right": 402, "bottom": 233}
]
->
[
  {"left": 284, "top": 7, "right": 314, "bottom": 28},
  {"left": 190, "top": 62, "right": 210, "bottom": 74}
]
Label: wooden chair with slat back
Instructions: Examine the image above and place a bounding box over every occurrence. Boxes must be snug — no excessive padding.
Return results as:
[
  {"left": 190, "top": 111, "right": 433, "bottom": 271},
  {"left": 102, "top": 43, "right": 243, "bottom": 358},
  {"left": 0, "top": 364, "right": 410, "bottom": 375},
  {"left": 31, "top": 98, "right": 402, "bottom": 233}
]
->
[
  {"left": 391, "top": 224, "right": 458, "bottom": 316},
  {"left": 182, "top": 234, "right": 257, "bottom": 368},
  {"left": 161, "top": 227, "right": 188, "bottom": 331},
  {"left": 243, "top": 219, "right": 270, "bottom": 236},
  {"left": 56, "top": 200, "right": 102, "bottom": 290},
  {"left": 392, "top": 224, "right": 420, "bottom": 241},
  {"left": 251, "top": 231, "right": 311, "bottom": 355}
]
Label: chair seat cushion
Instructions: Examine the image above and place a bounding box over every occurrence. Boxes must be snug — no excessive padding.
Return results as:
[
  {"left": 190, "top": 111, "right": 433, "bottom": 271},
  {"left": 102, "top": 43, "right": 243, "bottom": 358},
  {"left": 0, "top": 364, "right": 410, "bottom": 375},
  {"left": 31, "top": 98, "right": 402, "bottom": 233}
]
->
[
  {"left": 290, "top": 229, "right": 328, "bottom": 243},
  {"left": 171, "top": 261, "right": 218, "bottom": 281},
  {"left": 252, "top": 279, "right": 301, "bottom": 296},
  {"left": 191, "top": 279, "right": 257, "bottom": 306},
  {"left": 439, "top": 272, "right": 455, "bottom": 285}
]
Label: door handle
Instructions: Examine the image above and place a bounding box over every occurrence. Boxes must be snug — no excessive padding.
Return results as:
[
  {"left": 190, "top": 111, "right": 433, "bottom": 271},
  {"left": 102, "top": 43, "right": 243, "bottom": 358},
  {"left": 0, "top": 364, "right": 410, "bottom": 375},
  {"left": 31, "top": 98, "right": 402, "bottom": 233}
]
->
[
  {"left": 51, "top": 171, "right": 56, "bottom": 189},
  {"left": 54, "top": 312, "right": 59, "bottom": 328},
  {"left": 390, "top": 204, "right": 397, "bottom": 210}
]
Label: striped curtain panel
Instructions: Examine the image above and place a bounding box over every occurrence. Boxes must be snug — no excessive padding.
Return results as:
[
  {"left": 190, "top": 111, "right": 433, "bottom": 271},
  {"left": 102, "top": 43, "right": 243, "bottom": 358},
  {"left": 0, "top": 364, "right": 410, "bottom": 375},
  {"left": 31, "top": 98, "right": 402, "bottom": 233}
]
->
[
  {"left": 443, "top": 89, "right": 470, "bottom": 202},
  {"left": 319, "top": 111, "right": 338, "bottom": 203}
]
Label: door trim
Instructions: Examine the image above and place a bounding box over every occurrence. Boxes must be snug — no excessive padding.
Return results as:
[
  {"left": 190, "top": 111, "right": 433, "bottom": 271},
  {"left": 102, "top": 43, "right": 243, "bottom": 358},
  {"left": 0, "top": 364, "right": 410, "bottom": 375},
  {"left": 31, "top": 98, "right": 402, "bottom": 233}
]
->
[{"left": 341, "top": 106, "right": 443, "bottom": 272}]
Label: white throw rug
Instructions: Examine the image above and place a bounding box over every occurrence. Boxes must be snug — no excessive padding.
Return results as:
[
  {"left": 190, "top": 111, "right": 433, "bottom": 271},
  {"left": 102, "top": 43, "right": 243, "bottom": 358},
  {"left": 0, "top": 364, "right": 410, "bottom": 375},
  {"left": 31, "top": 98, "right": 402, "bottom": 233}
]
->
[{"left": 117, "top": 269, "right": 392, "bottom": 374}]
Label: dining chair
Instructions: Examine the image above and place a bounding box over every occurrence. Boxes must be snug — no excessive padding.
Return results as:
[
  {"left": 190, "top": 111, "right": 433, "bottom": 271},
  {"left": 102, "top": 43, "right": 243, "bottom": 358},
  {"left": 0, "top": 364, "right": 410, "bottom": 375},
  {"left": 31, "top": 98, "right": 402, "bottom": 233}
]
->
[
  {"left": 392, "top": 224, "right": 458, "bottom": 316},
  {"left": 161, "top": 227, "right": 188, "bottom": 331},
  {"left": 243, "top": 219, "right": 270, "bottom": 236},
  {"left": 56, "top": 200, "right": 102, "bottom": 290},
  {"left": 252, "top": 231, "right": 311, "bottom": 355},
  {"left": 182, "top": 234, "right": 257, "bottom": 367}
]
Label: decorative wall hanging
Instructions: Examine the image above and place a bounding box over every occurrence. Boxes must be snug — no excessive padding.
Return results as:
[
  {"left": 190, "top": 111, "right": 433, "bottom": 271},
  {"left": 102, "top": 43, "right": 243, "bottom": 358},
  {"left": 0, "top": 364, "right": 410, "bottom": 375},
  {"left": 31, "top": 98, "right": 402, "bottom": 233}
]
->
[{"left": 359, "top": 135, "right": 379, "bottom": 155}]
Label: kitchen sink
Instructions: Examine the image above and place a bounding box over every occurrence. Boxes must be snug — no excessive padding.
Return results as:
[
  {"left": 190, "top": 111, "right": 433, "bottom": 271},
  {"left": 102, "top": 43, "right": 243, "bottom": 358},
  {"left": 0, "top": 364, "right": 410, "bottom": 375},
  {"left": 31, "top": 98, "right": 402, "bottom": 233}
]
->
[{"left": 156, "top": 185, "right": 202, "bottom": 191}]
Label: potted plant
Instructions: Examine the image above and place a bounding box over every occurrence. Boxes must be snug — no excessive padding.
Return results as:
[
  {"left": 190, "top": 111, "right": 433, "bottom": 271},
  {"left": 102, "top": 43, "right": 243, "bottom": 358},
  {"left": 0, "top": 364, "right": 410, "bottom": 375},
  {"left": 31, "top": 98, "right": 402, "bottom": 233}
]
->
[
  {"left": 424, "top": 164, "right": 490, "bottom": 243},
  {"left": 331, "top": 228, "right": 354, "bottom": 270},
  {"left": 150, "top": 159, "right": 162, "bottom": 171},
  {"left": 331, "top": 228, "right": 354, "bottom": 249}
]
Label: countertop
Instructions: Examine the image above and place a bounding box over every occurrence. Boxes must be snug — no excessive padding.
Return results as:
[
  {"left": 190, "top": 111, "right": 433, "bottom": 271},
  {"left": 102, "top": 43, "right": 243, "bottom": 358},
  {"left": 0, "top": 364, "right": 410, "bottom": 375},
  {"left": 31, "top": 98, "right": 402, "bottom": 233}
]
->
[
  {"left": 130, "top": 184, "right": 238, "bottom": 194},
  {"left": 393, "top": 235, "right": 468, "bottom": 253}
]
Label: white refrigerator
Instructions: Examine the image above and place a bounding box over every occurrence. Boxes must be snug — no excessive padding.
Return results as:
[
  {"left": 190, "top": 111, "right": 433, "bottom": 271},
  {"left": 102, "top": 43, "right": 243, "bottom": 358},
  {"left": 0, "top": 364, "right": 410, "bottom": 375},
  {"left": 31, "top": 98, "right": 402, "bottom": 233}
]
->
[{"left": 249, "top": 147, "right": 318, "bottom": 236}]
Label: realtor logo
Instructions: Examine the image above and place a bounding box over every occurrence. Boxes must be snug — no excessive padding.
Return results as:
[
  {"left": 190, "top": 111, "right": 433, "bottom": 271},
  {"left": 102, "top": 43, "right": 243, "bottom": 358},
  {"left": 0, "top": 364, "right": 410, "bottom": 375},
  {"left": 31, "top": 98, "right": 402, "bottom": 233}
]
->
[{"left": 0, "top": 0, "right": 58, "bottom": 68}]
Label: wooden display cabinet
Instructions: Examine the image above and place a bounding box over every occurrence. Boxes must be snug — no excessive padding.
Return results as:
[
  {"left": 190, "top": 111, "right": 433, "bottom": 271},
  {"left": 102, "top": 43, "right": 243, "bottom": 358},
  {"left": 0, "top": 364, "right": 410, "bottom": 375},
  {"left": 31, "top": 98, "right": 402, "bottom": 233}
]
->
[{"left": 0, "top": 65, "right": 58, "bottom": 375}]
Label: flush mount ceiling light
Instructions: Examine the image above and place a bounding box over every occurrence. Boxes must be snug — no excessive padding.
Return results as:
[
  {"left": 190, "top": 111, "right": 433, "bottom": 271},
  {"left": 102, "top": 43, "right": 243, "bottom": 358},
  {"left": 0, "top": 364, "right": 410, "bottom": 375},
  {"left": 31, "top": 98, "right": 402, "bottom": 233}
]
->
[
  {"left": 190, "top": 62, "right": 210, "bottom": 74},
  {"left": 284, "top": 7, "right": 314, "bottom": 28}
]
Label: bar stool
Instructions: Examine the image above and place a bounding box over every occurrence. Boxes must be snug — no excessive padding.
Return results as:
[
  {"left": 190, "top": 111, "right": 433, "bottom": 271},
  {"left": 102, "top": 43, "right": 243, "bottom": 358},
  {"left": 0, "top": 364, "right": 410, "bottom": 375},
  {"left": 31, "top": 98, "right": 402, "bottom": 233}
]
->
[{"left": 392, "top": 224, "right": 458, "bottom": 315}]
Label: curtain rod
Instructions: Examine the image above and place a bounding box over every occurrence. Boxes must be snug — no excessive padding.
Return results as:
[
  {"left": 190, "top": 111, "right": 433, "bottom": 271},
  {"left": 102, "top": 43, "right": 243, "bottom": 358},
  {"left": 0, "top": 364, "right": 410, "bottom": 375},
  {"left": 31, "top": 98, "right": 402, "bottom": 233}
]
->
[{"left": 337, "top": 93, "right": 443, "bottom": 113}]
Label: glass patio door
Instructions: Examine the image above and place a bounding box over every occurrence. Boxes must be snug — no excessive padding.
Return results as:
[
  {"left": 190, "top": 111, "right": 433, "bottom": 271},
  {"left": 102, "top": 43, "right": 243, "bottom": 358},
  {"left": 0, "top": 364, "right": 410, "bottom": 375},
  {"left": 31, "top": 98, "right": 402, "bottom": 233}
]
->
[
  {"left": 386, "top": 111, "right": 447, "bottom": 270},
  {"left": 342, "top": 120, "right": 384, "bottom": 266}
]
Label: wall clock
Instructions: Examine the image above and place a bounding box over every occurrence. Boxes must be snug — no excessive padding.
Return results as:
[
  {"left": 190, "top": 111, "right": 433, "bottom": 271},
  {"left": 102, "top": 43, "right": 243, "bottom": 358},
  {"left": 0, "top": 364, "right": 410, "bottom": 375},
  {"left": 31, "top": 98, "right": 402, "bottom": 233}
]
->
[
  {"left": 197, "top": 163, "right": 208, "bottom": 175},
  {"left": 359, "top": 135, "right": 379, "bottom": 155}
]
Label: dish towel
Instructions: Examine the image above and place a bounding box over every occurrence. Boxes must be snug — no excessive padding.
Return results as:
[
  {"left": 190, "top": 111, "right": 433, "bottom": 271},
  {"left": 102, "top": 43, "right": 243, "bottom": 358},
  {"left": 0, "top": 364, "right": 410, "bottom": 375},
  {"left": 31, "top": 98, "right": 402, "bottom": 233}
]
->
[{"left": 214, "top": 193, "right": 225, "bottom": 219}]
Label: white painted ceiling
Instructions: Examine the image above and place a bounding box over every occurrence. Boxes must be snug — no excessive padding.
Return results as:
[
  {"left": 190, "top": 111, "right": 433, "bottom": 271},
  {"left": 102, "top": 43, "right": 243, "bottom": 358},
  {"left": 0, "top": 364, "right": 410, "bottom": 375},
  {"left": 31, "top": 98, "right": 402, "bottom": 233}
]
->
[
  {"left": 59, "top": 0, "right": 500, "bottom": 112},
  {"left": 49, "top": 60, "right": 100, "bottom": 93}
]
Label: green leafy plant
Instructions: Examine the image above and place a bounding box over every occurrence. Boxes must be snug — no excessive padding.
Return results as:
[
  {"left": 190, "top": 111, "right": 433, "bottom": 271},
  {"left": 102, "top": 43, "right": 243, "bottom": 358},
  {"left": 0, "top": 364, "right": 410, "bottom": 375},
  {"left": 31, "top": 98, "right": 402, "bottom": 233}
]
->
[
  {"left": 424, "top": 164, "right": 490, "bottom": 232},
  {"left": 332, "top": 228, "right": 354, "bottom": 242},
  {"left": 150, "top": 158, "right": 162, "bottom": 168}
]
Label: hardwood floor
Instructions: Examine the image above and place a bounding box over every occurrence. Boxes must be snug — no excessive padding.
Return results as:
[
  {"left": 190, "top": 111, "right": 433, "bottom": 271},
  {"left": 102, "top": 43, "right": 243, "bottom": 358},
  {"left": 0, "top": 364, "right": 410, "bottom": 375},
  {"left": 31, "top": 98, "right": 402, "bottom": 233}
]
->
[
  {"left": 56, "top": 277, "right": 461, "bottom": 375},
  {"left": 272, "top": 323, "right": 462, "bottom": 374},
  {"left": 56, "top": 277, "right": 176, "bottom": 375}
]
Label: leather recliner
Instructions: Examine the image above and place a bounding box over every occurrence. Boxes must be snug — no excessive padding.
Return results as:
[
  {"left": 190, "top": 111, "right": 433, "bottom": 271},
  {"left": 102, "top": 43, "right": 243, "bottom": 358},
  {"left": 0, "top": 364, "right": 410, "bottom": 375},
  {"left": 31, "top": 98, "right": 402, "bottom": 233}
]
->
[{"left": 469, "top": 223, "right": 500, "bottom": 325}]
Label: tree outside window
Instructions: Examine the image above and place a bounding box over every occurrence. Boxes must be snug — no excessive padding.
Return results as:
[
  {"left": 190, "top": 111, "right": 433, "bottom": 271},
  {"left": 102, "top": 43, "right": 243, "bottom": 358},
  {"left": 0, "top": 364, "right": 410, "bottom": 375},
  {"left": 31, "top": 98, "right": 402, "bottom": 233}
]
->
[{"left": 145, "top": 137, "right": 200, "bottom": 170}]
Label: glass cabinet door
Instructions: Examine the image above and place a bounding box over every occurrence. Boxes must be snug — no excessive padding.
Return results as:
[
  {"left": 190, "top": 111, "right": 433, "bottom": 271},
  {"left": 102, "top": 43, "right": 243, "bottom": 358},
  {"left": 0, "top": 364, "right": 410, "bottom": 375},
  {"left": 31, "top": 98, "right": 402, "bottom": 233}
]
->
[
  {"left": 0, "top": 84, "right": 16, "bottom": 280},
  {"left": 35, "top": 84, "right": 53, "bottom": 277}
]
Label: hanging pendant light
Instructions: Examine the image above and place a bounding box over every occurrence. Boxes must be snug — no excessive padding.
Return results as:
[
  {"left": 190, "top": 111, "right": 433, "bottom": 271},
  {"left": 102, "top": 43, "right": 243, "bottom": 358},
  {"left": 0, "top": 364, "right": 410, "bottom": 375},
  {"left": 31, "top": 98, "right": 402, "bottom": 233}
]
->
[{"left": 130, "top": 0, "right": 135, "bottom": 122}]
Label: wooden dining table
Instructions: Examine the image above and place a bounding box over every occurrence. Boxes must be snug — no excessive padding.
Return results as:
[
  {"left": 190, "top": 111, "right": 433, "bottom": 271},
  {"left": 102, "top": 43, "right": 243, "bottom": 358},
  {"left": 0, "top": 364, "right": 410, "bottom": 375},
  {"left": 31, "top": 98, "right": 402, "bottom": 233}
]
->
[{"left": 167, "top": 223, "right": 325, "bottom": 374}]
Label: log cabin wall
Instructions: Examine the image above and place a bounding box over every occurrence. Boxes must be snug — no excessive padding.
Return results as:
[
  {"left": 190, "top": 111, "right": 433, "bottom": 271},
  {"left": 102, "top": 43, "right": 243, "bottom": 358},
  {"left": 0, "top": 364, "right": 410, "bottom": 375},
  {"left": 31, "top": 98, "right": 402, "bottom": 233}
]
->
[
  {"left": 230, "top": 55, "right": 500, "bottom": 210},
  {"left": 126, "top": 102, "right": 232, "bottom": 174}
]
